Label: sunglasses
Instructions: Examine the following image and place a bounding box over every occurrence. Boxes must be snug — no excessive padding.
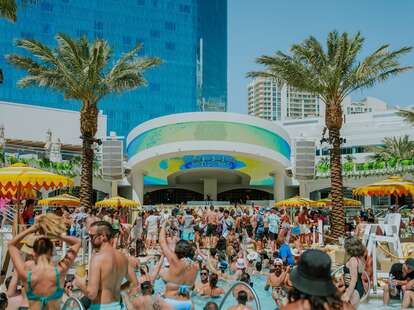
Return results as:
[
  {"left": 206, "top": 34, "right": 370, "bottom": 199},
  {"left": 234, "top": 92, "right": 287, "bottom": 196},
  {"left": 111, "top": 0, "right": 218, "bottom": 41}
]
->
[
  {"left": 201, "top": 272, "right": 208, "bottom": 276},
  {"left": 65, "top": 285, "right": 73, "bottom": 290}
]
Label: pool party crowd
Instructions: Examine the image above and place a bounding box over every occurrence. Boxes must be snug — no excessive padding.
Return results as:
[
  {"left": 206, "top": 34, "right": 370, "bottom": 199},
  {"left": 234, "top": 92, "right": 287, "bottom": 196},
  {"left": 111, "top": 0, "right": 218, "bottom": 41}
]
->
[{"left": 2, "top": 201, "right": 414, "bottom": 310}]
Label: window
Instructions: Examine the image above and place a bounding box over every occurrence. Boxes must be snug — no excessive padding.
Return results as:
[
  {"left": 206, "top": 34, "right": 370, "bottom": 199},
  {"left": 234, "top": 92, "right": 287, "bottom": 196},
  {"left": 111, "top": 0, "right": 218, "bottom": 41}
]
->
[
  {"left": 123, "top": 36, "right": 132, "bottom": 45},
  {"left": 40, "top": 2, "right": 53, "bottom": 12},
  {"left": 150, "top": 83, "right": 160, "bottom": 92},
  {"left": 42, "top": 24, "right": 50, "bottom": 33},
  {"left": 94, "top": 31, "right": 103, "bottom": 39},
  {"left": 165, "top": 42, "right": 175, "bottom": 51},
  {"left": 165, "top": 21, "right": 176, "bottom": 31},
  {"left": 20, "top": 31, "right": 34, "bottom": 38},
  {"left": 76, "top": 30, "right": 88, "bottom": 37},
  {"left": 94, "top": 21, "right": 103, "bottom": 30},
  {"left": 150, "top": 29, "right": 160, "bottom": 38},
  {"left": 179, "top": 4, "right": 190, "bottom": 13}
]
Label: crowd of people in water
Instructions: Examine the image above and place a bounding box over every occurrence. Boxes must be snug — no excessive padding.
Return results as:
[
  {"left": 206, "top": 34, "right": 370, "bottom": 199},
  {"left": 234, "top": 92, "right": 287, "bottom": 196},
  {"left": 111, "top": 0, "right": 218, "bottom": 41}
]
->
[{"left": 1, "top": 201, "right": 414, "bottom": 309}]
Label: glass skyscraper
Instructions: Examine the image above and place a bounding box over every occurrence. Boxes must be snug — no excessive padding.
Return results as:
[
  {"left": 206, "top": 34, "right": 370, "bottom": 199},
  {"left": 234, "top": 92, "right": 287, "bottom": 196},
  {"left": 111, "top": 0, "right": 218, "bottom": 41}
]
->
[{"left": 0, "top": 0, "right": 227, "bottom": 137}]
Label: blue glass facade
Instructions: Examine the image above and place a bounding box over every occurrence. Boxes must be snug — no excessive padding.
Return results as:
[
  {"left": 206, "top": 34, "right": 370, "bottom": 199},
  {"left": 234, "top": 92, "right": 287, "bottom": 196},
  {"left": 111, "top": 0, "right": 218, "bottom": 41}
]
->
[{"left": 0, "top": 0, "right": 227, "bottom": 137}]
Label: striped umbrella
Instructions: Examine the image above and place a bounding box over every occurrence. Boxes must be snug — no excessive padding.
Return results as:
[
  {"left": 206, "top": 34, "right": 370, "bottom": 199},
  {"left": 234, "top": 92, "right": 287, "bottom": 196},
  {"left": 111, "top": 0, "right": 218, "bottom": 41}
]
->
[
  {"left": 353, "top": 176, "right": 414, "bottom": 197},
  {"left": 274, "top": 196, "right": 318, "bottom": 208},
  {"left": 38, "top": 194, "right": 80, "bottom": 207},
  {"left": 316, "top": 198, "right": 362, "bottom": 208},
  {"left": 95, "top": 196, "right": 139, "bottom": 208}
]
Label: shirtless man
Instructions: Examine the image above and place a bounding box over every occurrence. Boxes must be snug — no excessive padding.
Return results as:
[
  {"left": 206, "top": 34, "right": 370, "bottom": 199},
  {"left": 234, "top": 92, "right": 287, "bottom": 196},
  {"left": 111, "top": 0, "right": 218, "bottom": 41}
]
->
[
  {"left": 75, "top": 221, "right": 138, "bottom": 310},
  {"left": 205, "top": 205, "right": 219, "bottom": 248},
  {"left": 123, "top": 281, "right": 173, "bottom": 310}
]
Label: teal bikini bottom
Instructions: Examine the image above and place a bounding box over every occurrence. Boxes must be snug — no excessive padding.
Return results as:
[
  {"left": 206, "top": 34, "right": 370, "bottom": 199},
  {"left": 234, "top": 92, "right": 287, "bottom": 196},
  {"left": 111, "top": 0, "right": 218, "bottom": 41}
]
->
[{"left": 89, "top": 302, "right": 124, "bottom": 310}]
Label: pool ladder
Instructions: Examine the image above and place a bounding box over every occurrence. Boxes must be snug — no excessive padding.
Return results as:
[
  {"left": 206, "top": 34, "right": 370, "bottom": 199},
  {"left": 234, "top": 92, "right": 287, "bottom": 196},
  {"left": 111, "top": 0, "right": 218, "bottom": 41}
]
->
[
  {"left": 218, "top": 281, "right": 261, "bottom": 310},
  {"left": 61, "top": 297, "right": 85, "bottom": 310}
]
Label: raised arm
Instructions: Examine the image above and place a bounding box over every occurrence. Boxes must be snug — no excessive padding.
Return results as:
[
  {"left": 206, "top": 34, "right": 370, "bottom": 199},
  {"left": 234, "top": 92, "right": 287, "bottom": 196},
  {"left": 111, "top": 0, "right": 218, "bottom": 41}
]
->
[
  {"left": 159, "top": 223, "right": 178, "bottom": 265},
  {"left": 150, "top": 255, "right": 165, "bottom": 283},
  {"left": 57, "top": 234, "right": 82, "bottom": 273},
  {"left": 8, "top": 224, "right": 39, "bottom": 281}
]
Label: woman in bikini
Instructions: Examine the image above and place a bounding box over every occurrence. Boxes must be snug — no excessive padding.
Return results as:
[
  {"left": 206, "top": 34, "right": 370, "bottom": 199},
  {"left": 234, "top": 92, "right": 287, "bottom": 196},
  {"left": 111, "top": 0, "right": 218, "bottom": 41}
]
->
[
  {"left": 159, "top": 221, "right": 198, "bottom": 310},
  {"left": 8, "top": 223, "right": 81, "bottom": 310}
]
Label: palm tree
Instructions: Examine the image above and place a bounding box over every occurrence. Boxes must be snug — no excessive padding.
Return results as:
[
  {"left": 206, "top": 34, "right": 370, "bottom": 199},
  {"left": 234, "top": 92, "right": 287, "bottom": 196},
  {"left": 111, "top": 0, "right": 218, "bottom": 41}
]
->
[
  {"left": 7, "top": 33, "right": 162, "bottom": 208},
  {"left": 248, "top": 31, "right": 412, "bottom": 238},
  {"left": 0, "top": 0, "right": 36, "bottom": 22},
  {"left": 397, "top": 108, "right": 414, "bottom": 125},
  {"left": 370, "top": 135, "right": 414, "bottom": 161}
]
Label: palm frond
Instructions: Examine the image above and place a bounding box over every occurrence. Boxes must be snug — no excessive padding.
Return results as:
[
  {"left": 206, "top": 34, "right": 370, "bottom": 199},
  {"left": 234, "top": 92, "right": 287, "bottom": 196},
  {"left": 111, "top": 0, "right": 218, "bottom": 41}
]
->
[
  {"left": 397, "top": 109, "right": 414, "bottom": 125},
  {"left": 0, "top": 0, "right": 17, "bottom": 22}
]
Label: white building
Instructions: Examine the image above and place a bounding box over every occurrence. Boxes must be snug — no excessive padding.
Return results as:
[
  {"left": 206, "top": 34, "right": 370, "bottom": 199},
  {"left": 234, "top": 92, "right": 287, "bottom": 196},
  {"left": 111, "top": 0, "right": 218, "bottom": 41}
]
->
[
  {"left": 343, "top": 96, "right": 390, "bottom": 116},
  {"left": 248, "top": 77, "right": 321, "bottom": 121},
  {"left": 279, "top": 110, "right": 414, "bottom": 201}
]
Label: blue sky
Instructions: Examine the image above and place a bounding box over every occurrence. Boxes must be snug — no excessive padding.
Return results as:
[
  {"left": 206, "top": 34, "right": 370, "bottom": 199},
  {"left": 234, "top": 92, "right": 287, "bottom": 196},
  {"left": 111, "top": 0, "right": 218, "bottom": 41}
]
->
[{"left": 228, "top": 0, "right": 414, "bottom": 114}]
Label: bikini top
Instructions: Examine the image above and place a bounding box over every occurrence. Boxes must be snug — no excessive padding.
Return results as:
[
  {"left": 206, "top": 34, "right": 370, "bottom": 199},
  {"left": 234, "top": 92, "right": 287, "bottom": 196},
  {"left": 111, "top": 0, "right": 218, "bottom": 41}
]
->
[{"left": 27, "top": 266, "right": 64, "bottom": 310}]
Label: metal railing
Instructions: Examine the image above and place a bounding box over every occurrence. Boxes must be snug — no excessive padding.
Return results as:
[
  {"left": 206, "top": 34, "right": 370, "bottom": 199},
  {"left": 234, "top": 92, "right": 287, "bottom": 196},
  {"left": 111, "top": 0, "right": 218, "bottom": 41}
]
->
[
  {"left": 61, "top": 297, "right": 85, "bottom": 310},
  {"left": 332, "top": 265, "right": 371, "bottom": 303},
  {"left": 218, "top": 281, "right": 261, "bottom": 310}
]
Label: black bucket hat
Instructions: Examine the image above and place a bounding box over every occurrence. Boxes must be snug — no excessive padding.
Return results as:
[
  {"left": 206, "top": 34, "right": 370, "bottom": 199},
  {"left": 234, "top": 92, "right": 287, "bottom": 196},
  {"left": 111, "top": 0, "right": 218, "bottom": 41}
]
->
[{"left": 290, "top": 249, "right": 336, "bottom": 297}]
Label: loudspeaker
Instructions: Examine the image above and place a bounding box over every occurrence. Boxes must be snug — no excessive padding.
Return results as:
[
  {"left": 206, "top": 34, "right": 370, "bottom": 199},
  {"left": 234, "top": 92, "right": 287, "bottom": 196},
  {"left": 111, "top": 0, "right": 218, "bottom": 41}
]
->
[
  {"left": 294, "top": 139, "right": 316, "bottom": 180},
  {"left": 101, "top": 139, "right": 123, "bottom": 180}
]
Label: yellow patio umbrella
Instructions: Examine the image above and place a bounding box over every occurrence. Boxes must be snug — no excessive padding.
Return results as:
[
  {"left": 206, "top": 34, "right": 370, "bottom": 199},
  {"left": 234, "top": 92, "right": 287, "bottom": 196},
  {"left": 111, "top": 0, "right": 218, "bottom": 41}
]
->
[
  {"left": 0, "top": 187, "right": 37, "bottom": 200},
  {"left": 274, "top": 196, "right": 318, "bottom": 208},
  {"left": 353, "top": 176, "right": 414, "bottom": 197},
  {"left": 38, "top": 194, "right": 80, "bottom": 207},
  {"left": 0, "top": 163, "right": 74, "bottom": 195},
  {"left": 0, "top": 163, "right": 74, "bottom": 229},
  {"left": 95, "top": 196, "right": 139, "bottom": 208},
  {"left": 316, "top": 198, "right": 362, "bottom": 208}
]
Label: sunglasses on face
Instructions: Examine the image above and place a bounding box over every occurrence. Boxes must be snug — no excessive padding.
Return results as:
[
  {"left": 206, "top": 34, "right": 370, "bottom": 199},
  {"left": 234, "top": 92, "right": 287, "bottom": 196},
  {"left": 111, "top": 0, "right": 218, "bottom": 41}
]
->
[
  {"left": 201, "top": 272, "right": 208, "bottom": 276},
  {"left": 65, "top": 285, "right": 73, "bottom": 290}
]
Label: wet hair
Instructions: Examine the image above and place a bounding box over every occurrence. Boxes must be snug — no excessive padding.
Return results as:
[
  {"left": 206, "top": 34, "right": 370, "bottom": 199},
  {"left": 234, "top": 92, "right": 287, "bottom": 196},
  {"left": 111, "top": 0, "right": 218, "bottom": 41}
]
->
[
  {"left": 216, "top": 237, "right": 227, "bottom": 252},
  {"left": 240, "top": 272, "right": 251, "bottom": 284},
  {"left": 90, "top": 221, "right": 114, "bottom": 240},
  {"left": 175, "top": 240, "right": 193, "bottom": 259},
  {"left": 186, "top": 209, "right": 191, "bottom": 215},
  {"left": 344, "top": 236, "right": 365, "bottom": 258},
  {"left": 0, "top": 292, "right": 7, "bottom": 310},
  {"left": 210, "top": 205, "right": 214, "bottom": 211},
  {"left": 237, "top": 290, "right": 248, "bottom": 305},
  {"left": 209, "top": 248, "right": 217, "bottom": 257},
  {"left": 255, "top": 261, "right": 262, "bottom": 272},
  {"left": 209, "top": 273, "right": 219, "bottom": 289},
  {"left": 140, "top": 281, "right": 154, "bottom": 295},
  {"left": 129, "top": 248, "right": 136, "bottom": 256},
  {"left": 33, "top": 237, "right": 54, "bottom": 256},
  {"left": 25, "top": 199, "right": 34, "bottom": 207},
  {"left": 204, "top": 301, "right": 218, "bottom": 310},
  {"left": 288, "top": 286, "right": 343, "bottom": 310}
]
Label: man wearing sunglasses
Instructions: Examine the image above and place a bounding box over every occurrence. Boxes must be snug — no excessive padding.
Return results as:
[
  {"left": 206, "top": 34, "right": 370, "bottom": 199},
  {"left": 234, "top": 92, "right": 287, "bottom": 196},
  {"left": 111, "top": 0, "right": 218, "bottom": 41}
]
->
[
  {"left": 75, "top": 221, "right": 138, "bottom": 310},
  {"left": 195, "top": 269, "right": 210, "bottom": 293}
]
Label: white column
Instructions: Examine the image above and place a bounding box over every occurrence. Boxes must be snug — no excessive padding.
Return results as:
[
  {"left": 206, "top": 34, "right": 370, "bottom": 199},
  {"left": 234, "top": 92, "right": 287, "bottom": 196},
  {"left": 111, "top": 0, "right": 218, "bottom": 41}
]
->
[
  {"left": 111, "top": 180, "right": 118, "bottom": 197},
  {"left": 364, "top": 195, "right": 372, "bottom": 208},
  {"left": 273, "top": 172, "right": 285, "bottom": 202},
  {"left": 299, "top": 181, "right": 310, "bottom": 198},
  {"left": 203, "top": 178, "right": 217, "bottom": 200},
  {"left": 132, "top": 172, "right": 144, "bottom": 205}
]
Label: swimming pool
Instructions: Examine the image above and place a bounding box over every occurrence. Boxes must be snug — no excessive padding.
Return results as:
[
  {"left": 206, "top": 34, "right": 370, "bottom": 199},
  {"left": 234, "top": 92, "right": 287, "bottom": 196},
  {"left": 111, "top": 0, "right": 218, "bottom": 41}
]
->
[{"left": 152, "top": 273, "right": 403, "bottom": 310}]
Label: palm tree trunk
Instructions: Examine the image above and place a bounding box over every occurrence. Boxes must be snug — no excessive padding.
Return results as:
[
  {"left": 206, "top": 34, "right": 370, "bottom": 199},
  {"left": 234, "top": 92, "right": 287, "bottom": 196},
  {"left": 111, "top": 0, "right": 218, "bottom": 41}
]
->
[
  {"left": 329, "top": 127, "right": 345, "bottom": 238},
  {"left": 79, "top": 100, "right": 98, "bottom": 209}
]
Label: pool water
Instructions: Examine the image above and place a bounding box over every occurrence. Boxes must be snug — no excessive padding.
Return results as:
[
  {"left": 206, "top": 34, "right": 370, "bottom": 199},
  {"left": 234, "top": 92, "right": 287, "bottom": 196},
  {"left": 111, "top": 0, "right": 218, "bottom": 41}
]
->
[{"left": 149, "top": 270, "right": 399, "bottom": 309}]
